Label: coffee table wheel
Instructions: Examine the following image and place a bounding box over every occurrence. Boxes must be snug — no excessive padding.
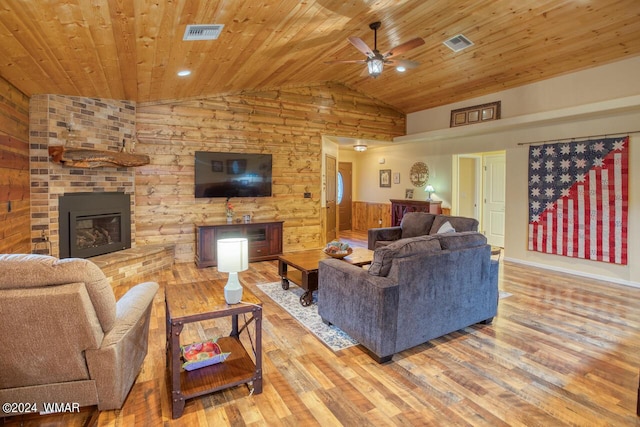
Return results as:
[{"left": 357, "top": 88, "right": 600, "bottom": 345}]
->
[
  {"left": 281, "top": 278, "right": 289, "bottom": 290},
  {"left": 300, "top": 291, "right": 312, "bottom": 307}
]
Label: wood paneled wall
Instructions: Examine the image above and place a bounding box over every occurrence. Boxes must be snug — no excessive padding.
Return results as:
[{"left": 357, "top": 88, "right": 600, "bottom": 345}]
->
[
  {"left": 353, "top": 201, "right": 392, "bottom": 232},
  {"left": 135, "top": 83, "right": 405, "bottom": 263},
  {"left": 0, "top": 77, "right": 30, "bottom": 254}
]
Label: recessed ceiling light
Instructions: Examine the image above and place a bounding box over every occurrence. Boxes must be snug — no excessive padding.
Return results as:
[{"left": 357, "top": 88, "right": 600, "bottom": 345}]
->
[
  {"left": 177, "top": 70, "right": 191, "bottom": 77},
  {"left": 396, "top": 66, "right": 406, "bottom": 72}
]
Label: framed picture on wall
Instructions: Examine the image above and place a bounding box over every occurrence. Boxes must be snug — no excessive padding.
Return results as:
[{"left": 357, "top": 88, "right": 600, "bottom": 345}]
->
[
  {"left": 450, "top": 101, "right": 501, "bottom": 127},
  {"left": 379, "top": 169, "right": 391, "bottom": 187},
  {"left": 405, "top": 189, "right": 414, "bottom": 199},
  {"left": 393, "top": 172, "right": 400, "bottom": 184}
]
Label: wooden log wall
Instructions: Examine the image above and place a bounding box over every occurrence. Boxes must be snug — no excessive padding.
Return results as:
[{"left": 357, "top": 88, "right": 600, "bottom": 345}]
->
[
  {"left": 352, "top": 201, "right": 392, "bottom": 232},
  {"left": 135, "top": 83, "right": 405, "bottom": 263},
  {"left": 0, "top": 77, "right": 30, "bottom": 254}
]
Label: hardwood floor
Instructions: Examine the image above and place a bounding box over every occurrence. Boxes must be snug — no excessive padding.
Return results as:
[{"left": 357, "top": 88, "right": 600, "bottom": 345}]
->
[{"left": 3, "top": 232, "right": 640, "bottom": 426}]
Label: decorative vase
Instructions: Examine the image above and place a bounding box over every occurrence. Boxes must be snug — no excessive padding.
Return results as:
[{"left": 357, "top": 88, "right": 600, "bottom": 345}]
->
[{"left": 226, "top": 216, "right": 233, "bottom": 223}]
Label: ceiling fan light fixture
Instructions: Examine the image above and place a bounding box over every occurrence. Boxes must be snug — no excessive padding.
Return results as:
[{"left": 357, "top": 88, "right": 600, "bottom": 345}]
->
[
  {"left": 353, "top": 144, "right": 368, "bottom": 152},
  {"left": 367, "top": 58, "right": 384, "bottom": 77},
  {"left": 396, "top": 65, "right": 406, "bottom": 72}
]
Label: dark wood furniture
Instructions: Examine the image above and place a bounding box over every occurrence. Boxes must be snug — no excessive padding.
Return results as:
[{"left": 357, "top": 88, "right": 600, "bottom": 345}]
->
[
  {"left": 195, "top": 220, "right": 283, "bottom": 267},
  {"left": 278, "top": 247, "right": 374, "bottom": 306},
  {"left": 165, "top": 280, "right": 262, "bottom": 419},
  {"left": 390, "top": 199, "right": 442, "bottom": 226}
]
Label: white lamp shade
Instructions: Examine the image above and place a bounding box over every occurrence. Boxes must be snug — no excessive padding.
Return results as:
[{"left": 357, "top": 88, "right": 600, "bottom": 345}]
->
[
  {"left": 217, "top": 238, "right": 248, "bottom": 273},
  {"left": 424, "top": 185, "right": 435, "bottom": 193}
]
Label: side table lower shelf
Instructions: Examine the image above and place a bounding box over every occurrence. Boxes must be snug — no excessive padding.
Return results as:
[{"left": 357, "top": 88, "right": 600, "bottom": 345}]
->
[{"left": 177, "top": 336, "right": 258, "bottom": 398}]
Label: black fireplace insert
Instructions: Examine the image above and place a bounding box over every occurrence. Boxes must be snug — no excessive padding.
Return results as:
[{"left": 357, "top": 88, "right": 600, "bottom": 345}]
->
[{"left": 59, "top": 192, "right": 131, "bottom": 258}]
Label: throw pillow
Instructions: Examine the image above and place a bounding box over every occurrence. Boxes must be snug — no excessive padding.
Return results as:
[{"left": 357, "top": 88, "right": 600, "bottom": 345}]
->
[{"left": 437, "top": 221, "right": 456, "bottom": 234}]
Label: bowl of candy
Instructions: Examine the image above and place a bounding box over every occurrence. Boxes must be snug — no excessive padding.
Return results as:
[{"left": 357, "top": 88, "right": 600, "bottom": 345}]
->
[{"left": 323, "top": 241, "right": 352, "bottom": 259}]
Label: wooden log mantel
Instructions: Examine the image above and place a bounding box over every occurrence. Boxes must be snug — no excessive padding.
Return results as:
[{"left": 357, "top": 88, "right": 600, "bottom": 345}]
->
[{"left": 48, "top": 146, "right": 150, "bottom": 168}]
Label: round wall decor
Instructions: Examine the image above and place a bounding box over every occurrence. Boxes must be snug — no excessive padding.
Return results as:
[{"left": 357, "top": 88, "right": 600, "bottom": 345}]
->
[{"left": 409, "top": 162, "right": 429, "bottom": 187}]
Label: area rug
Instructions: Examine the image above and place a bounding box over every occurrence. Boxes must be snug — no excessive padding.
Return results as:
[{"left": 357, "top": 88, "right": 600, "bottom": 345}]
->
[
  {"left": 257, "top": 282, "right": 358, "bottom": 352},
  {"left": 258, "top": 282, "right": 513, "bottom": 352}
]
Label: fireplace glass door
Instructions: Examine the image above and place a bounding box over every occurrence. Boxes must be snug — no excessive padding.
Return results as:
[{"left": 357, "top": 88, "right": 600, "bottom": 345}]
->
[{"left": 72, "top": 213, "right": 122, "bottom": 256}]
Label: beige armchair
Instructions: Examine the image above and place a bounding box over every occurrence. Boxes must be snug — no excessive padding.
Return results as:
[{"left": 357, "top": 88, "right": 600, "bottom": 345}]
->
[{"left": 0, "top": 254, "right": 158, "bottom": 413}]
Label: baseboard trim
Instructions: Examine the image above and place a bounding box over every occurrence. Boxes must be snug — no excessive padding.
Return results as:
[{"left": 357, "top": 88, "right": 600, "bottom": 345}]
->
[{"left": 503, "top": 257, "right": 640, "bottom": 289}]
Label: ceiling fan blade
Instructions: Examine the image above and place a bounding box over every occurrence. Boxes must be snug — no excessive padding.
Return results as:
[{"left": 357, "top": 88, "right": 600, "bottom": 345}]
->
[
  {"left": 385, "top": 59, "right": 420, "bottom": 69},
  {"left": 382, "top": 37, "right": 425, "bottom": 58},
  {"left": 324, "top": 59, "right": 367, "bottom": 64},
  {"left": 348, "top": 36, "right": 374, "bottom": 57}
]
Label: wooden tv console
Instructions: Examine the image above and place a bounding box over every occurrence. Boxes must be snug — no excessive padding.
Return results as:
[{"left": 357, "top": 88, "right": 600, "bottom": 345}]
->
[{"left": 195, "top": 220, "right": 283, "bottom": 268}]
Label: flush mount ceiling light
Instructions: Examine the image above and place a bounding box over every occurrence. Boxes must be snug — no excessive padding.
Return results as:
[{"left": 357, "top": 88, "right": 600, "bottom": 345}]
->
[
  {"left": 177, "top": 70, "right": 191, "bottom": 77},
  {"left": 354, "top": 144, "right": 368, "bottom": 152},
  {"left": 396, "top": 65, "right": 406, "bottom": 72}
]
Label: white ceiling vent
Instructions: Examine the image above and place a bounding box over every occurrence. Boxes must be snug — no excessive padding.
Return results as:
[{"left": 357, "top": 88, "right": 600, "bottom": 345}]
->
[
  {"left": 183, "top": 24, "right": 224, "bottom": 41},
  {"left": 443, "top": 34, "right": 474, "bottom": 52}
]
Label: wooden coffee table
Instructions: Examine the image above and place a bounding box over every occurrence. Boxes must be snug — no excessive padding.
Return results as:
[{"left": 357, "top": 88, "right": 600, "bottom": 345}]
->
[{"left": 278, "top": 247, "right": 374, "bottom": 306}]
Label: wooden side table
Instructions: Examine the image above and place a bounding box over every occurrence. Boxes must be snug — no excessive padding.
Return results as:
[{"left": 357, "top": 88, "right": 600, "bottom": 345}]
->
[{"left": 165, "top": 280, "right": 262, "bottom": 419}]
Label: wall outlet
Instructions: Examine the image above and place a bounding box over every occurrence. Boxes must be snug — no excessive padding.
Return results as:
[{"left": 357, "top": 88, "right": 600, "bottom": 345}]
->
[{"left": 378, "top": 219, "right": 382, "bottom": 225}]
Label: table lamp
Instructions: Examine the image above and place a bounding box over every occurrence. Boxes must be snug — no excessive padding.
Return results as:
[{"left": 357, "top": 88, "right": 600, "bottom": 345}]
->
[
  {"left": 425, "top": 184, "right": 435, "bottom": 201},
  {"left": 217, "top": 238, "right": 248, "bottom": 304}
]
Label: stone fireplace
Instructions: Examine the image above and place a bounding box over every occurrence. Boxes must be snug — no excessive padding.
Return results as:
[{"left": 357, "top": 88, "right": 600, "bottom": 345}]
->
[
  {"left": 29, "top": 94, "right": 137, "bottom": 258},
  {"left": 58, "top": 192, "right": 132, "bottom": 258}
]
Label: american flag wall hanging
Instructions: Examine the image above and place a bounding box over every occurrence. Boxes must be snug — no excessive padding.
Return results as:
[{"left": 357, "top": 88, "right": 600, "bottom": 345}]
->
[{"left": 527, "top": 137, "right": 628, "bottom": 264}]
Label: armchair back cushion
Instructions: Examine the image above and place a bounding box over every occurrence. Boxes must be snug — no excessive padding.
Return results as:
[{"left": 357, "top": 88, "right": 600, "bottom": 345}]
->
[
  {"left": 400, "top": 212, "right": 436, "bottom": 239},
  {"left": 0, "top": 254, "right": 116, "bottom": 331}
]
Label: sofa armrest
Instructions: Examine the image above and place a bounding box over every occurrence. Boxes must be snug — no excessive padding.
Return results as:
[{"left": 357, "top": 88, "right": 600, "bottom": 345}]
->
[
  {"left": 85, "top": 281, "right": 159, "bottom": 410},
  {"left": 367, "top": 226, "right": 402, "bottom": 250},
  {"left": 318, "top": 259, "right": 399, "bottom": 360}
]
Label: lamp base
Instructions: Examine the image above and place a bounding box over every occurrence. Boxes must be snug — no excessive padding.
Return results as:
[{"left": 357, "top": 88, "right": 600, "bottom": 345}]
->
[{"left": 224, "top": 272, "right": 243, "bottom": 304}]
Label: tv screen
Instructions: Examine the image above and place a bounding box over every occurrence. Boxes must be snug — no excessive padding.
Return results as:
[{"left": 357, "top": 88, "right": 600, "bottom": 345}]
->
[{"left": 194, "top": 151, "right": 272, "bottom": 198}]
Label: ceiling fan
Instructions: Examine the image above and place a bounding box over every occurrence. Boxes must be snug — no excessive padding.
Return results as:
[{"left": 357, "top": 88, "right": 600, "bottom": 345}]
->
[{"left": 326, "top": 21, "right": 425, "bottom": 78}]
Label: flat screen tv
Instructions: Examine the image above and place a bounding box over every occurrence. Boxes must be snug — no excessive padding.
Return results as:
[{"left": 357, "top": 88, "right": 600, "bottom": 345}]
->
[{"left": 194, "top": 151, "right": 272, "bottom": 198}]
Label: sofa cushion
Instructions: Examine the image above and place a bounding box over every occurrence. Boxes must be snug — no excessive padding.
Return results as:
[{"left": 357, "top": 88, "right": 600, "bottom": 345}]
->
[
  {"left": 438, "top": 231, "right": 487, "bottom": 250},
  {"left": 429, "top": 215, "right": 479, "bottom": 235},
  {"left": 369, "top": 235, "right": 441, "bottom": 277},
  {"left": 400, "top": 212, "right": 436, "bottom": 239}
]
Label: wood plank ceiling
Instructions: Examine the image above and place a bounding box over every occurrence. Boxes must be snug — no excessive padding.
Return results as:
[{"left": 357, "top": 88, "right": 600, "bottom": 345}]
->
[{"left": 0, "top": 0, "right": 639, "bottom": 114}]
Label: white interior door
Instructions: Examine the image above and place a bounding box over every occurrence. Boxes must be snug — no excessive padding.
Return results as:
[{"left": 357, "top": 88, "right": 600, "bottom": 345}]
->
[{"left": 483, "top": 154, "right": 506, "bottom": 247}]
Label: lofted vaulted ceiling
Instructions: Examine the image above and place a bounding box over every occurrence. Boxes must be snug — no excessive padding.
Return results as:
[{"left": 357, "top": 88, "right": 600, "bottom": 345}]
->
[{"left": 1, "top": 0, "right": 639, "bottom": 114}]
